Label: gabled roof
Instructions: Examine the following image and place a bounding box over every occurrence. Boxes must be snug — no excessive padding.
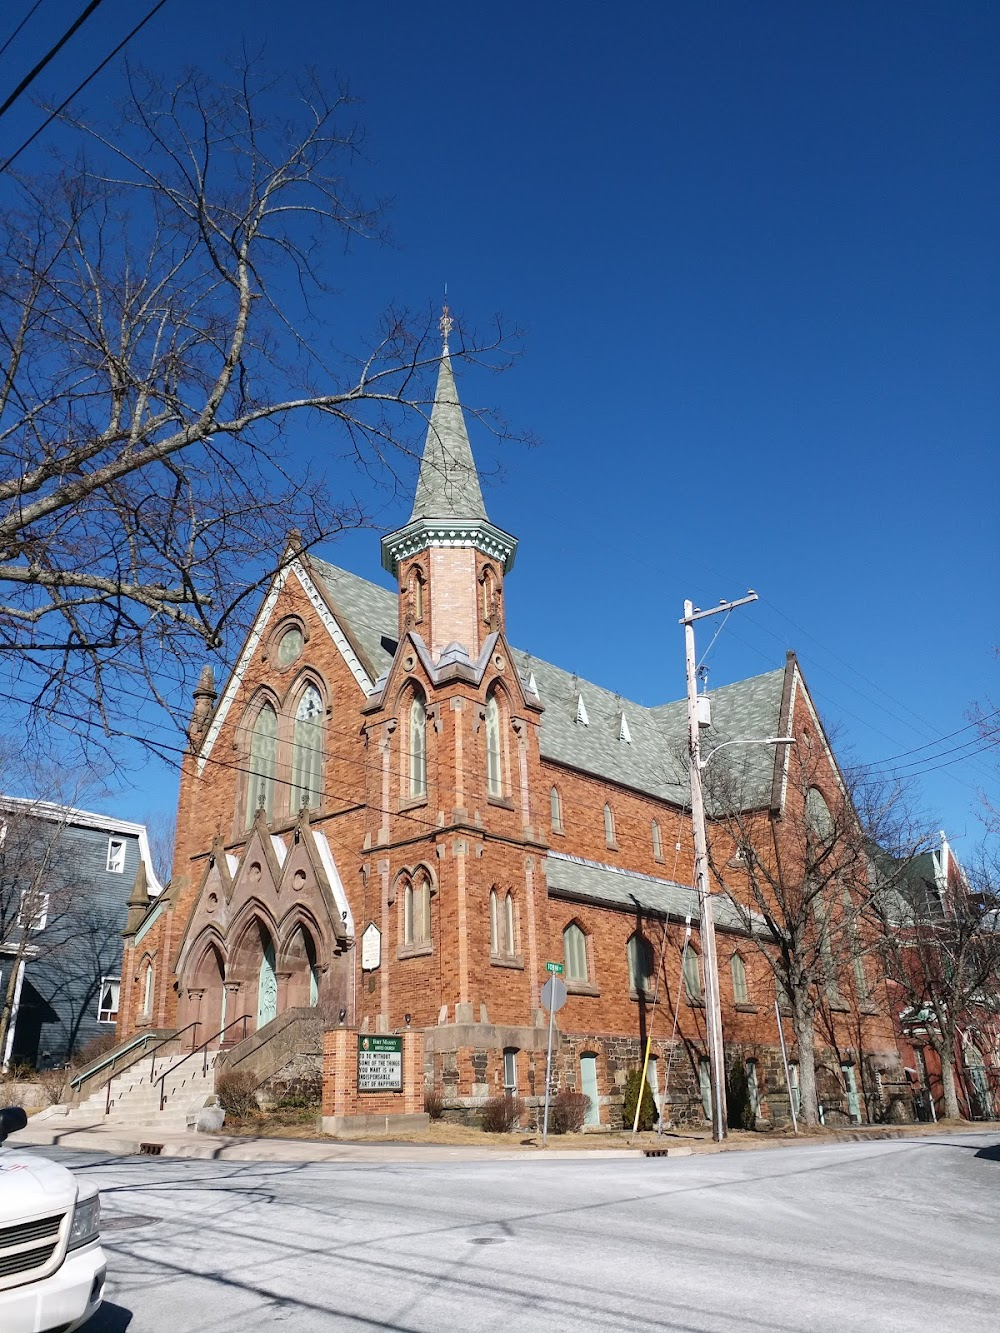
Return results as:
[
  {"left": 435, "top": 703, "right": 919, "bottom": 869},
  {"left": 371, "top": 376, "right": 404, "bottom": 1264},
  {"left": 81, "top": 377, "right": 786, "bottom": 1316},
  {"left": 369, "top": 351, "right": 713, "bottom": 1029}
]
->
[{"left": 309, "top": 560, "right": 787, "bottom": 810}]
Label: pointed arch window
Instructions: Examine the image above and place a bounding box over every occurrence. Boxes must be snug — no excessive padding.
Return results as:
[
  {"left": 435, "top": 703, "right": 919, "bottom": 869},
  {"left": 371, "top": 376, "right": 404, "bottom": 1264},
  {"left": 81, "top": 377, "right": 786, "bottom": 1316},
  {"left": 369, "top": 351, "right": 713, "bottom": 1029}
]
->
[
  {"left": 142, "top": 960, "right": 155, "bottom": 1016},
  {"left": 248, "top": 702, "right": 277, "bottom": 823},
  {"left": 404, "top": 874, "right": 431, "bottom": 948},
  {"left": 731, "top": 952, "right": 749, "bottom": 1004},
  {"left": 684, "top": 948, "right": 703, "bottom": 1001},
  {"left": 652, "top": 819, "right": 663, "bottom": 861},
  {"left": 550, "top": 786, "right": 563, "bottom": 833},
  {"left": 291, "top": 685, "right": 324, "bottom": 812},
  {"left": 627, "top": 934, "right": 653, "bottom": 996},
  {"left": 563, "top": 923, "right": 588, "bottom": 983},
  {"left": 485, "top": 694, "right": 502, "bottom": 797},
  {"left": 604, "top": 803, "right": 617, "bottom": 848},
  {"left": 490, "top": 888, "right": 516, "bottom": 957},
  {"left": 412, "top": 567, "right": 425, "bottom": 623},
  {"left": 409, "top": 693, "right": 427, "bottom": 799}
]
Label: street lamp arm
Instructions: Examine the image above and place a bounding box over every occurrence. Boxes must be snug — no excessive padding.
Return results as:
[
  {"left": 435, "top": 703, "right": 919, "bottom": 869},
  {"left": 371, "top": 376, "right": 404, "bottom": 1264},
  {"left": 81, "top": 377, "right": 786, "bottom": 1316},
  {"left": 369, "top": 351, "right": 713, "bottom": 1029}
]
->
[{"left": 699, "top": 737, "right": 795, "bottom": 770}]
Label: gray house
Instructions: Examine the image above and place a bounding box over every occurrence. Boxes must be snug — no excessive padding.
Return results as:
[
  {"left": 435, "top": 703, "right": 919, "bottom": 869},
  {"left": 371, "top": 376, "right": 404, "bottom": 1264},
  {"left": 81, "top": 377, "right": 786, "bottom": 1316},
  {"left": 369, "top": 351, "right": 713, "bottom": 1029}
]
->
[{"left": 0, "top": 798, "right": 164, "bottom": 1068}]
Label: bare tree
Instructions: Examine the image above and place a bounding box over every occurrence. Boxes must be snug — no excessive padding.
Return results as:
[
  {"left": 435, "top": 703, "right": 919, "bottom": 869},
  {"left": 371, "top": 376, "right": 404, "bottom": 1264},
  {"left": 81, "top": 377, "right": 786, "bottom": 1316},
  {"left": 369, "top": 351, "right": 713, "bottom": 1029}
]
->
[
  {"left": 0, "top": 62, "right": 521, "bottom": 754},
  {"left": 871, "top": 847, "right": 1000, "bottom": 1120},
  {"left": 703, "top": 736, "right": 924, "bottom": 1126},
  {"left": 142, "top": 806, "right": 176, "bottom": 885}
]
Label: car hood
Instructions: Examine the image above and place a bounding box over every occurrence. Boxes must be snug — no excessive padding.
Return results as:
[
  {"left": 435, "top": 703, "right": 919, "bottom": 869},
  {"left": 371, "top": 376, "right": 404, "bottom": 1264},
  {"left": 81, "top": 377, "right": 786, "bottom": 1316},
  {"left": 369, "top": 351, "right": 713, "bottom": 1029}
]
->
[{"left": 0, "top": 1149, "right": 80, "bottom": 1225}]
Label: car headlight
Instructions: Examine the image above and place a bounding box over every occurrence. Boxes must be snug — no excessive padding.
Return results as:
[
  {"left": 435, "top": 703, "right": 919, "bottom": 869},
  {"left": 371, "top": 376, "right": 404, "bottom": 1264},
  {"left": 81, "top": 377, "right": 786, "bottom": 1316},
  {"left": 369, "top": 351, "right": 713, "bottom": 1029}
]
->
[{"left": 68, "top": 1193, "right": 101, "bottom": 1250}]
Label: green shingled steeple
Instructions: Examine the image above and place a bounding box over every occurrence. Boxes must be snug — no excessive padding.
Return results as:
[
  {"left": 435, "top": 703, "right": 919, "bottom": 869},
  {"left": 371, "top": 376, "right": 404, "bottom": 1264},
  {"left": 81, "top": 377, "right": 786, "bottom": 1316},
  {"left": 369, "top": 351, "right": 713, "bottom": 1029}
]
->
[{"left": 410, "top": 350, "right": 488, "bottom": 523}]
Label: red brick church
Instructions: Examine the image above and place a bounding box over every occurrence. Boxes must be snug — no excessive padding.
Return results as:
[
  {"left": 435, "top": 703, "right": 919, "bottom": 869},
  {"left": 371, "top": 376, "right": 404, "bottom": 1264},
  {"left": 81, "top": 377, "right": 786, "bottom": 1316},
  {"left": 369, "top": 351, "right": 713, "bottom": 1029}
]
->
[{"left": 117, "top": 318, "right": 905, "bottom": 1128}]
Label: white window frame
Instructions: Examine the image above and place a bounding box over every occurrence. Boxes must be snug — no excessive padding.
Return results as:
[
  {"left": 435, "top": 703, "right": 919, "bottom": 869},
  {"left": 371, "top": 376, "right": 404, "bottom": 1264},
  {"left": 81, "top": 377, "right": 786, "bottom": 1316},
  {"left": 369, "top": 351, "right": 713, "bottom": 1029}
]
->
[
  {"left": 503, "top": 1048, "right": 518, "bottom": 1095},
  {"left": 106, "top": 837, "right": 126, "bottom": 874},
  {"left": 98, "top": 976, "right": 121, "bottom": 1024},
  {"left": 18, "top": 890, "right": 49, "bottom": 931}
]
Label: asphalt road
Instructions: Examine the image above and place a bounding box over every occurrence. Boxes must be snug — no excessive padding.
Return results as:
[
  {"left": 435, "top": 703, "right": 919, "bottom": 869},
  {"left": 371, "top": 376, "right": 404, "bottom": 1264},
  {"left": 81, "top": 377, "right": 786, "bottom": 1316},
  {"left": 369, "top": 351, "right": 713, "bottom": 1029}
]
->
[{"left": 16, "top": 1133, "right": 1000, "bottom": 1333}]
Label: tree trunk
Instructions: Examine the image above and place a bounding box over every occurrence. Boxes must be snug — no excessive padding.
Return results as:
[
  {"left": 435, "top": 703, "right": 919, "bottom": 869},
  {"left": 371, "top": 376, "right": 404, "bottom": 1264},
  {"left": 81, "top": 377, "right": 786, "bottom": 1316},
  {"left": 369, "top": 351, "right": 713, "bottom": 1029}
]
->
[
  {"left": 792, "top": 996, "right": 819, "bottom": 1126},
  {"left": 939, "top": 1046, "right": 961, "bottom": 1121},
  {"left": 0, "top": 955, "right": 23, "bottom": 1067}
]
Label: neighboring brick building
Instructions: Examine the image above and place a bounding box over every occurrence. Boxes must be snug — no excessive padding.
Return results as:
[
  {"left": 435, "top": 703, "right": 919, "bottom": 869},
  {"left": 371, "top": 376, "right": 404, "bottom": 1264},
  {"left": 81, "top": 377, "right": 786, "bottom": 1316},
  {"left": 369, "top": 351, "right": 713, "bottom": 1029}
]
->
[
  {"left": 118, "top": 318, "right": 905, "bottom": 1128},
  {"left": 0, "top": 798, "right": 163, "bottom": 1067}
]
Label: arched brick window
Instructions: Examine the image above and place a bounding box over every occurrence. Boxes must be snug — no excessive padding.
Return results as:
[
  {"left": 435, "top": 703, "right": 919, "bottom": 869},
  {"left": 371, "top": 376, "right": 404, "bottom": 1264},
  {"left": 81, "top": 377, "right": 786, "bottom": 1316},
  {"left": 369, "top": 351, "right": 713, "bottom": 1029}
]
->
[
  {"left": 651, "top": 819, "right": 662, "bottom": 861},
  {"left": 627, "top": 933, "right": 653, "bottom": 995},
  {"left": 485, "top": 693, "right": 502, "bottom": 797},
  {"left": 563, "top": 922, "right": 588, "bottom": 983},
  {"left": 404, "top": 874, "right": 431, "bottom": 947},
  {"left": 409, "top": 692, "right": 427, "bottom": 799},
  {"left": 247, "top": 702, "right": 277, "bottom": 823},
  {"left": 291, "top": 684, "right": 324, "bottom": 812},
  {"left": 550, "top": 786, "right": 563, "bottom": 833},
  {"left": 604, "top": 803, "right": 616, "bottom": 848},
  {"left": 731, "top": 952, "right": 749, "bottom": 1004}
]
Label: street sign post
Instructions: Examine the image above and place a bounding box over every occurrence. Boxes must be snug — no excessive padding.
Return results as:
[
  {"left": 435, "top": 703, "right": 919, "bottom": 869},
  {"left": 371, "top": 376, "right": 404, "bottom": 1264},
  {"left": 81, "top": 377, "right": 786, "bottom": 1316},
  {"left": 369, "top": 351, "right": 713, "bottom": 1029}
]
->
[{"left": 540, "top": 969, "right": 567, "bottom": 1144}]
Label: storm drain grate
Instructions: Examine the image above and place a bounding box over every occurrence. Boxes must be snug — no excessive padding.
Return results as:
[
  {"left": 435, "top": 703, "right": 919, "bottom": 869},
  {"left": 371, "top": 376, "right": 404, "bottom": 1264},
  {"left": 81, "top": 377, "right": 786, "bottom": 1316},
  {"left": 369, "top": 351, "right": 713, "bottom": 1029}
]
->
[{"left": 138, "top": 1142, "right": 163, "bottom": 1156}]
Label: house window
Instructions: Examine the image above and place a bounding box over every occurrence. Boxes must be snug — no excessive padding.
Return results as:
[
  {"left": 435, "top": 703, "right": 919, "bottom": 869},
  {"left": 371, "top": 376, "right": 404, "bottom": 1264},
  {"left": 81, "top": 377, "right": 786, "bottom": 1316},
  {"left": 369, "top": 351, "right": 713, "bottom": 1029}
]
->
[
  {"left": 627, "top": 934, "right": 653, "bottom": 995},
  {"left": 107, "top": 838, "right": 126, "bottom": 874},
  {"left": 412, "top": 568, "right": 425, "bottom": 623},
  {"left": 731, "top": 953, "right": 749, "bottom": 1004},
  {"left": 18, "top": 891, "right": 49, "bottom": 931},
  {"left": 684, "top": 948, "right": 702, "bottom": 1001},
  {"left": 485, "top": 694, "right": 502, "bottom": 797},
  {"left": 604, "top": 804, "right": 616, "bottom": 848},
  {"left": 563, "top": 923, "right": 588, "bottom": 983},
  {"left": 652, "top": 820, "right": 662, "bottom": 861},
  {"left": 490, "top": 889, "right": 516, "bottom": 956},
  {"left": 248, "top": 702, "right": 277, "bottom": 823},
  {"left": 409, "top": 694, "right": 427, "bottom": 799},
  {"left": 404, "top": 875, "right": 431, "bottom": 947},
  {"left": 291, "top": 685, "right": 324, "bottom": 812},
  {"left": 503, "top": 1048, "right": 518, "bottom": 1095},
  {"left": 98, "top": 977, "right": 120, "bottom": 1024},
  {"left": 142, "top": 961, "right": 155, "bottom": 1015},
  {"left": 550, "top": 786, "right": 563, "bottom": 833}
]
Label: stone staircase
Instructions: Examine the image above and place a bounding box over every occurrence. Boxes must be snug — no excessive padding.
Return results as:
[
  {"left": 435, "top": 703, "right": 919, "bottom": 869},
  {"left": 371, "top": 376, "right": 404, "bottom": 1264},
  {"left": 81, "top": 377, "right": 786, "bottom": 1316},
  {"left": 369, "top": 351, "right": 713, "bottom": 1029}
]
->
[{"left": 38, "top": 1047, "right": 220, "bottom": 1135}]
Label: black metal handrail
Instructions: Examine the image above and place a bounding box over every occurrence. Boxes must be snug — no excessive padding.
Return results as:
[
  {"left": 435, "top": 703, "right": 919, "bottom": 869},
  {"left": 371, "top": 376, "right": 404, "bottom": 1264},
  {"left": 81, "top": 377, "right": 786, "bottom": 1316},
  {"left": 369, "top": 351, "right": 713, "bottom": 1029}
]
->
[
  {"left": 157, "top": 1015, "right": 250, "bottom": 1111},
  {"left": 101, "top": 1021, "right": 202, "bottom": 1116}
]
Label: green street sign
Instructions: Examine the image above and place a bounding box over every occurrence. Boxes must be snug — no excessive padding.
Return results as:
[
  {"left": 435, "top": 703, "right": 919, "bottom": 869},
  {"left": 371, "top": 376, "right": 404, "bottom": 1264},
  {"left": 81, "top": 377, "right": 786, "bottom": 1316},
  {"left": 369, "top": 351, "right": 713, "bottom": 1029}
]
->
[{"left": 545, "top": 961, "right": 564, "bottom": 974}]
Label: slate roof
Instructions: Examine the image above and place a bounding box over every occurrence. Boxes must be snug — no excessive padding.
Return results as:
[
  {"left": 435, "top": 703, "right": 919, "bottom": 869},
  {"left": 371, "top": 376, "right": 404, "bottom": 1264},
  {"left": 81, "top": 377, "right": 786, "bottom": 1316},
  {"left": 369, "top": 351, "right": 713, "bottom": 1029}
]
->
[
  {"left": 410, "top": 354, "right": 488, "bottom": 522},
  {"left": 546, "top": 851, "right": 769, "bottom": 937},
  {"left": 307, "top": 559, "right": 787, "bottom": 813}
]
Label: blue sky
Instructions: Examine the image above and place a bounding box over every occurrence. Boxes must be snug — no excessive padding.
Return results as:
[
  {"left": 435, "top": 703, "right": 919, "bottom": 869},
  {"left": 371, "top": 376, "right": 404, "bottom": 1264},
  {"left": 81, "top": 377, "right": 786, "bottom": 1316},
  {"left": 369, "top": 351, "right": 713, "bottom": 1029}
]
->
[{"left": 1, "top": 2, "right": 997, "bottom": 851}]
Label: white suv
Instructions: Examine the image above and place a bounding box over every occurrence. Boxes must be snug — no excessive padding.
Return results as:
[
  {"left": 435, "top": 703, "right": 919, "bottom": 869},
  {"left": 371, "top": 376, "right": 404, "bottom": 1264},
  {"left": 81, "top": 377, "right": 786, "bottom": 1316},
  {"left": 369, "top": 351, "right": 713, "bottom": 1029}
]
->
[{"left": 0, "top": 1107, "right": 106, "bottom": 1332}]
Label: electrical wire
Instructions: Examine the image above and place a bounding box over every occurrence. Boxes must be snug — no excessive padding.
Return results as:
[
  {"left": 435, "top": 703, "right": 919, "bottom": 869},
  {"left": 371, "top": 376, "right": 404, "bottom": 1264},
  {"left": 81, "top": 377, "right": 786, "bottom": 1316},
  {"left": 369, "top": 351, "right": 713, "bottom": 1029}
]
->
[
  {"left": 0, "top": 0, "right": 170, "bottom": 176},
  {"left": 0, "top": 1, "right": 45, "bottom": 63},
  {"left": 0, "top": 0, "right": 103, "bottom": 122}
]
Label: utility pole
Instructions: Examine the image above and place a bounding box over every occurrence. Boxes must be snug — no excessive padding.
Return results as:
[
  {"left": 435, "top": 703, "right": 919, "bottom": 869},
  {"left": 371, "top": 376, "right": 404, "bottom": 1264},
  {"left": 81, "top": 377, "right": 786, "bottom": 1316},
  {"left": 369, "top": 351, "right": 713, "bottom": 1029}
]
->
[{"left": 682, "top": 591, "right": 758, "bottom": 1143}]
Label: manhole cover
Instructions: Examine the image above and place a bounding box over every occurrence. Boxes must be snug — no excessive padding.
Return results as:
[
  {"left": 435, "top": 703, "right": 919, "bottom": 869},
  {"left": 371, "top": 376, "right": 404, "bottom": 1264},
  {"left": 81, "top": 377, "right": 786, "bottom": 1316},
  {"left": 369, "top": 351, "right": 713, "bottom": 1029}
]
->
[
  {"left": 101, "top": 1215, "right": 157, "bottom": 1232},
  {"left": 468, "top": 1237, "right": 505, "bottom": 1246}
]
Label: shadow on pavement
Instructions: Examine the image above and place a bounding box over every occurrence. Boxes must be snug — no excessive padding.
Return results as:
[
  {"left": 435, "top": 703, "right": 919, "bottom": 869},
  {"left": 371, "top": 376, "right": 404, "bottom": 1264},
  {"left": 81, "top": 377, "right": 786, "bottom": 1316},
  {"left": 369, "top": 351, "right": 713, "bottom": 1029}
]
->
[
  {"left": 82, "top": 1300, "right": 133, "bottom": 1330},
  {"left": 975, "top": 1143, "right": 1000, "bottom": 1162}
]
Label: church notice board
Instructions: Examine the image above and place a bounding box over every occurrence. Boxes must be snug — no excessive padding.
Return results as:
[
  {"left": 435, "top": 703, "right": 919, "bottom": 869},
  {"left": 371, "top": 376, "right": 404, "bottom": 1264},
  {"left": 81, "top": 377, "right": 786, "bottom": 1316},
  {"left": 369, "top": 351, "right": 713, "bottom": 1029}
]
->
[{"left": 357, "top": 1035, "right": 403, "bottom": 1093}]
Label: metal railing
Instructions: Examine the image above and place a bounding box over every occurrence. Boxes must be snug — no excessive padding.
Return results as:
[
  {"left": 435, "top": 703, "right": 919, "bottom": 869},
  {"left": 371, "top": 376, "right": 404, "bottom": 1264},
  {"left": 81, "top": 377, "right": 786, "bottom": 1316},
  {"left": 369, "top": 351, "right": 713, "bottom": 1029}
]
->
[
  {"left": 102, "top": 1022, "right": 202, "bottom": 1115},
  {"left": 156, "top": 1016, "right": 250, "bottom": 1112}
]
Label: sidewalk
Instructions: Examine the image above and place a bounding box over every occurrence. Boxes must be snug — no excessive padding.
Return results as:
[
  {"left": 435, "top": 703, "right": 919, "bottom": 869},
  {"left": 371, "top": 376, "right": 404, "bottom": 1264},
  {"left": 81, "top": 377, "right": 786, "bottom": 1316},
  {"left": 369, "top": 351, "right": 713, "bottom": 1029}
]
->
[{"left": 10, "top": 1114, "right": 999, "bottom": 1164}]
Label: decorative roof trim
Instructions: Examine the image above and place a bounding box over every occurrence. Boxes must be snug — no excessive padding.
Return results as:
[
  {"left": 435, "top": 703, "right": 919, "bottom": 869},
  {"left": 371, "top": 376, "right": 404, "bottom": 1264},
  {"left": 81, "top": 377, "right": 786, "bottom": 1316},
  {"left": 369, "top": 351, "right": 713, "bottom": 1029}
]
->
[
  {"left": 619, "top": 712, "right": 632, "bottom": 744},
  {"left": 197, "top": 560, "right": 375, "bottom": 774},
  {"left": 381, "top": 517, "right": 517, "bottom": 577},
  {"left": 576, "top": 694, "right": 590, "bottom": 726}
]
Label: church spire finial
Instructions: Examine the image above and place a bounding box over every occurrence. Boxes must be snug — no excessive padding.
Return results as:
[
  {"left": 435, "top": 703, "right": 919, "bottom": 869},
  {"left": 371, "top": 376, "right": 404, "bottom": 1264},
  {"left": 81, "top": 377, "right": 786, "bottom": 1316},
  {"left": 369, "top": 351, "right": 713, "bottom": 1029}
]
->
[{"left": 439, "top": 302, "right": 453, "bottom": 356}]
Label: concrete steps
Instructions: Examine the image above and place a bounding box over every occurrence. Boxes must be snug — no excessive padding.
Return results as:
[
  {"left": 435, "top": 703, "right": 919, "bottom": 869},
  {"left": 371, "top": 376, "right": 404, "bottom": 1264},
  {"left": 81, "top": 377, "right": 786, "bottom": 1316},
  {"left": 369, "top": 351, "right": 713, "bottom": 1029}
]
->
[{"left": 40, "top": 1047, "right": 221, "bottom": 1133}]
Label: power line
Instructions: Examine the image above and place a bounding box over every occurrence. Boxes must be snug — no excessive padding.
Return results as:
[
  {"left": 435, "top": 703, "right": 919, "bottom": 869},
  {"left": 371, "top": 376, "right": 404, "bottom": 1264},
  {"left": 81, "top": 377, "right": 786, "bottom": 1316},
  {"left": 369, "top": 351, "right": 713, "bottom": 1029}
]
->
[
  {"left": 0, "top": 0, "right": 170, "bottom": 176},
  {"left": 0, "top": 1, "right": 45, "bottom": 63},
  {"left": 0, "top": 0, "right": 103, "bottom": 122}
]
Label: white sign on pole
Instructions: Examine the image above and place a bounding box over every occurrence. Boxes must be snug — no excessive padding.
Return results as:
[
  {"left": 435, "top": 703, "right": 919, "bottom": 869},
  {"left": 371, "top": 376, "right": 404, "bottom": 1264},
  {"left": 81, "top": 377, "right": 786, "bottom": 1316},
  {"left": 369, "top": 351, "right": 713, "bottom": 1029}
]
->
[{"left": 361, "top": 922, "right": 381, "bottom": 971}]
